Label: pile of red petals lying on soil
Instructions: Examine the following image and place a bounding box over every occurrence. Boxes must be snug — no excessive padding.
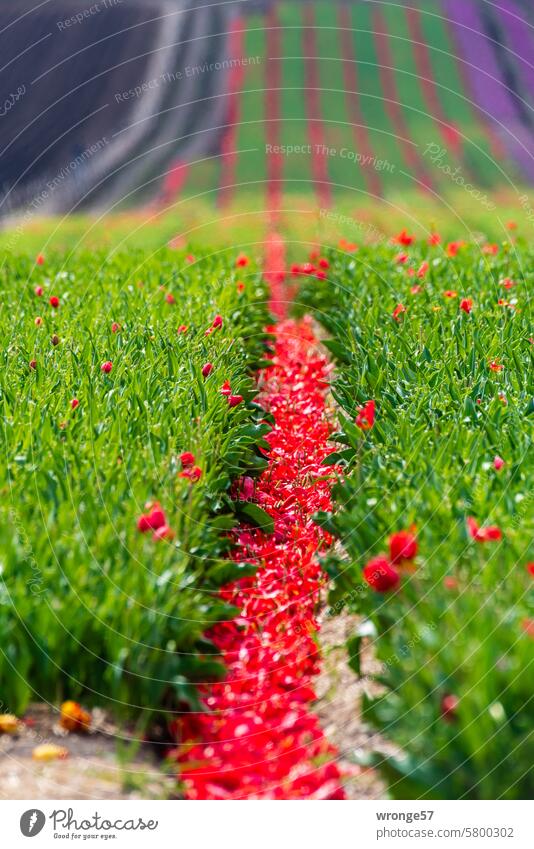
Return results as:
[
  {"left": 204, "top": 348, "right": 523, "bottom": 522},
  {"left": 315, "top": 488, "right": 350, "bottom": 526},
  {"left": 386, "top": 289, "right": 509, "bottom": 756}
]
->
[{"left": 173, "top": 317, "right": 345, "bottom": 799}]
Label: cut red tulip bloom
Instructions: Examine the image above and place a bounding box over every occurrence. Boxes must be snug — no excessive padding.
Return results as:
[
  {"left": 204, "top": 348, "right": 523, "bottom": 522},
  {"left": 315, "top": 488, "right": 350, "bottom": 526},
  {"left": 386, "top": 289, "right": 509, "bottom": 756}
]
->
[
  {"left": 467, "top": 517, "right": 502, "bottom": 542},
  {"left": 392, "top": 303, "right": 406, "bottom": 321},
  {"left": 220, "top": 379, "right": 232, "bottom": 396},
  {"left": 389, "top": 531, "right": 417, "bottom": 564},
  {"left": 29, "top": 359, "right": 37, "bottom": 370},
  {"left": 70, "top": 399, "right": 79, "bottom": 410},
  {"left": 177, "top": 324, "right": 188, "bottom": 334},
  {"left": 111, "top": 322, "right": 120, "bottom": 333},
  {"left": 212, "top": 314, "right": 223, "bottom": 329},
  {"left": 49, "top": 296, "right": 60, "bottom": 309},
  {"left": 318, "top": 257, "right": 329, "bottom": 269},
  {"left": 363, "top": 556, "right": 399, "bottom": 592},
  {"left": 356, "top": 399, "right": 375, "bottom": 430},
  {"left": 36, "top": 254, "right": 45, "bottom": 265},
  {"left": 441, "top": 694, "right": 459, "bottom": 721},
  {"left": 417, "top": 261, "right": 429, "bottom": 278},
  {"left": 35, "top": 286, "right": 43, "bottom": 297},
  {"left": 489, "top": 360, "right": 504, "bottom": 373},
  {"left": 175, "top": 317, "right": 344, "bottom": 800},
  {"left": 165, "top": 293, "right": 175, "bottom": 304},
  {"left": 201, "top": 362, "right": 213, "bottom": 378},
  {"left": 235, "top": 253, "right": 249, "bottom": 267},
  {"left": 459, "top": 298, "right": 473, "bottom": 314},
  {"left": 101, "top": 361, "right": 113, "bottom": 373},
  {"left": 228, "top": 394, "right": 244, "bottom": 408},
  {"left": 493, "top": 456, "right": 505, "bottom": 471},
  {"left": 180, "top": 451, "right": 195, "bottom": 467}
]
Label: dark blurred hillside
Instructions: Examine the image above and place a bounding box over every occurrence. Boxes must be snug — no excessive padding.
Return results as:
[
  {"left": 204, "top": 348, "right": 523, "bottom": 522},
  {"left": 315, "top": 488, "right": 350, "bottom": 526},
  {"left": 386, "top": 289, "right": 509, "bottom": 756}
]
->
[{"left": 0, "top": 0, "right": 243, "bottom": 216}]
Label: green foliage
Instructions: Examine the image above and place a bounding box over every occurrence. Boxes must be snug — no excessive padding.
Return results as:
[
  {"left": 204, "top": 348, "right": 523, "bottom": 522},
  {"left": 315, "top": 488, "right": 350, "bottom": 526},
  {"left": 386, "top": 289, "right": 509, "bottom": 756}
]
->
[
  {"left": 299, "top": 239, "right": 534, "bottom": 799},
  {"left": 0, "top": 247, "right": 269, "bottom": 718}
]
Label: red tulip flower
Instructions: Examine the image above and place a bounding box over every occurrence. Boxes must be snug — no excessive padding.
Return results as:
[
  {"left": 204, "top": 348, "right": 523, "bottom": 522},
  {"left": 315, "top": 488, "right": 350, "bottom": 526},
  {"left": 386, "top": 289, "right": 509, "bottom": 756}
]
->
[
  {"left": 177, "top": 324, "right": 188, "bottom": 335},
  {"left": 389, "top": 531, "right": 417, "bottom": 564},
  {"left": 467, "top": 517, "right": 502, "bottom": 542},
  {"left": 526, "top": 563, "right": 534, "bottom": 578},
  {"left": 417, "top": 261, "right": 429, "bottom": 278},
  {"left": 220, "top": 380, "right": 232, "bottom": 396},
  {"left": 35, "top": 316, "right": 43, "bottom": 326},
  {"left": 179, "top": 465, "right": 202, "bottom": 482},
  {"left": 29, "top": 359, "right": 37, "bottom": 370},
  {"left": 356, "top": 400, "right": 375, "bottom": 430},
  {"left": 153, "top": 524, "right": 175, "bottom": 541},
  {"left": 489, "top": 360, "right": 503, "bottom": 373},
  {"left": 36, "top": 254, "right": 45, "bottom": 266},
  {"left": 459, "top": 298, "right": 473, "bottom": 314},
  {"left": 165, "top": 293, "right": 175, "bottom": 304},
  {"left": 493, "top": 456, "right": 505, "bottom": 471},
  {"left": 111, "top": 322, "right": 120, "bottom": 333},
  {"left": 49, "top": 296, "right": 60, "bottom": 309},
  {"left": 202, "top": 362, "right": 213, "bottom": 378},
  {"left": 137, "top": 503, "right": 166, "bottom": 533},
  {"left": 392, "top": 304, "right": 406, "bottom": 321},
  {"left": 180, "top": 452, "right": 195, "bottom": 468},
  {"left": 212, "top": 314, "right": 223, "bottom": 329},
  {"left": 35, "top": 285, "right": 43, "bottom": 297},
  {"left": 363, "top": 556, "right": 399, "bottom": 592},
  {"left": 236, "top": 253, "right": 249, "bottom": 267},
  {"left": 428, "top": 232, "right": 441, "bottom": 245},
  {"left": 441, "top": 694, "right": 459, "bottom": 722},
  {"left": 394, "top": 229, "right": 414, "bottom": 246},
  {"left": 228, "top": 394, "right": 244, "bottom": 408},
  {"left": 70, "top": 399, "right": 79, "bottom": 410},
  {"left": 101, "top": 361, "right": 113, "bottom": 374}
]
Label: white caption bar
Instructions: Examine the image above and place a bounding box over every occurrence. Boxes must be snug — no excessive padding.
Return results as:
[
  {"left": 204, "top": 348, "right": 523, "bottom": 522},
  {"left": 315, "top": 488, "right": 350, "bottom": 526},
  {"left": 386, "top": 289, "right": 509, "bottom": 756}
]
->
[{"left": 1, "top": 799, "right": 531, "bottom": 848}]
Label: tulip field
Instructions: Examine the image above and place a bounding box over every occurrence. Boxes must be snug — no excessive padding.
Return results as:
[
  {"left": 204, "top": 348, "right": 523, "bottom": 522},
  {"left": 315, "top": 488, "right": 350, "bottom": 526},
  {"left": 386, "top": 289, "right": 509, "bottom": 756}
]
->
[
  {"left": 297, "top": 234, "right": 534, "bottom": 798},
  {"left": 1, "top": 248, "right": 270, "bottom": 716},
  {"left": 1, "top": 225, "right": 531, "bottom": 801}
]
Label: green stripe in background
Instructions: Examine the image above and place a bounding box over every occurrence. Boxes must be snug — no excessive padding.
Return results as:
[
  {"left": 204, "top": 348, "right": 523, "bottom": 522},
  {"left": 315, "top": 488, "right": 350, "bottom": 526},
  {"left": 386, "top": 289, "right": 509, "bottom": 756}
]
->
[
  {"left": 234, "top": 17, "right": 267, "bottom": 194},
  {"left": 278, "top": 3, "right": 313, "bottom": 193},
  {"left": 314, "top": 2, "right": 367, "bottom": 198},
  {"left": 349, "top": 2, "right": 411, "bottom": 193}
]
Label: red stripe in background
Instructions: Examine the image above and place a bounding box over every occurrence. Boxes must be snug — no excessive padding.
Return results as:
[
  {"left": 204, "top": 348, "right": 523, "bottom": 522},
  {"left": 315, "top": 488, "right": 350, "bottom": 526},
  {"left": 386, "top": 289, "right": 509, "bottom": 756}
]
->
[
  {"left": 156, "top": 159, "right": 190, "bottom": 209},
  {"left": 218, "top": 18, "right": 246, "bottom": 208},
  {"left": 338, "top": 5, "right": 382, "bottom": 198},
  {"left": 372, "top": 9, "right": 435, "bottom": 192},
  {"left": 302, "top": 6, "right": 332, "bottom": 207},
  {"left": 405, "top": 7, "right": 475, "bottom": 175},
  {"left": 265, "top": 7, "right": 283, "bottom": 222}
]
